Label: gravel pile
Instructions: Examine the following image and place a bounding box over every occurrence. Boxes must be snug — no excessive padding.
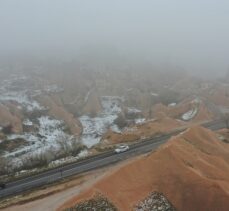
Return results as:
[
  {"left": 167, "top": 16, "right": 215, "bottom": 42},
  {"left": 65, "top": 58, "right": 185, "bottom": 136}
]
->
[
  {"left": 134, "top": 192, "right": 176, "bottom": 211},
  {"left": 65, "top": 194, "right": 118, "bottom": 211}
]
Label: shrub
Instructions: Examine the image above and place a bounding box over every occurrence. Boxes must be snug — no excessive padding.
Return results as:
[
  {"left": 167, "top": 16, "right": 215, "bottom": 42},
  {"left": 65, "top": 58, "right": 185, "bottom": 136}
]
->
[
  {"left": 20, "top": 152, "right": 51, "bottom": 170},
  {"left": 114, "top": 114, "right": 127, "bottom": 129},
  {"left": 57, "top": 135, "right": 85, "bottom": 157},
  {"left": 2, "top": 124, "right": 13, "bottom": 134},
  {"left": 0, "top": 157, "right": 11, "bottom": 175}
]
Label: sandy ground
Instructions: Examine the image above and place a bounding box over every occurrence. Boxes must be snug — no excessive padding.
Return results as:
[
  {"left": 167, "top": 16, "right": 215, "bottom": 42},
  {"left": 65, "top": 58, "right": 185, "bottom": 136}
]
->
[
  {"left": 1, "top": 170, "right": 106, "bottom": 211},
  {"left": 3, "top": 187, "right": 82, "bottom": 211}
]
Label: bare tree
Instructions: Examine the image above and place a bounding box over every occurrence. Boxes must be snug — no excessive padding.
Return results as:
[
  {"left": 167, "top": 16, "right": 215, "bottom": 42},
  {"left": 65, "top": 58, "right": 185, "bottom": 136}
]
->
[
  {"left": 2, "top": 124, "right": 13, "bottom": 134},
  {"left": 57, "top": 134, "right": 72, "bottom": 156},
  {"left": 57, "top": 134, "right": 84, "bottom": 157},
  {"left": 114, "top": 113, "right": 127, "bottom": 129},
  {"left": 0, "top": 157, "right": 11, "bottom": 175},
  {"left": 20, "top": 152, "right": 50, "bottom": 169},
  {"left": 70, "top": 138, "right": 85, "bottom": 156}
]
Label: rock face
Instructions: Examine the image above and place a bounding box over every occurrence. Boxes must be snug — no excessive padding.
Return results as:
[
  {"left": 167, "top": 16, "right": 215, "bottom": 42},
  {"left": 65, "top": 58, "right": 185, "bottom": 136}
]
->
[{"left": 134, "top": 192, "right": 176, "bottom": 211}]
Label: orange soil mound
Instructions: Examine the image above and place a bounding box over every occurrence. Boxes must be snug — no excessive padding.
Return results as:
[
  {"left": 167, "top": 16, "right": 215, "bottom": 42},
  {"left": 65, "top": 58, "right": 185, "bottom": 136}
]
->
[
  {"left": 103, "top": 117, "right": 184, "bottom": 144},
  {"left": 103, "top": 130, "right": 140, "bottom": 144},
  {"left": 59, "top": 126, "right": 229, "bottom": 211},
  {"left": 193, "top": 103, "right": 213, "bottom": 122},
  {"left": 82, "top": 90, "right": 102, "bottom": 116},
  {"left": 217, "top": 129, "right": 229, "bottom": 143},
  {"left": 0, "top": 103, "right": 23, "bottom": 133},
  {"left": 153, "top": 99, "right": 213, "bottom": 123},
  {"left": 209, "top": 87, "right": 229, "bottom": 107},
  {"left": 153, "top": 103, "right": 189, "bottom": 119},
  {"left": 37, "top": 95, "right": 82, "bottom": 135}
]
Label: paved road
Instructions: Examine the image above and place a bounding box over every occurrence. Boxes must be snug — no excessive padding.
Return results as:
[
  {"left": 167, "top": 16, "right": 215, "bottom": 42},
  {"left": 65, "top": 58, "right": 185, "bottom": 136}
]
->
[{"left": 0, "top": 120, "right": 226, "bottom": 199}]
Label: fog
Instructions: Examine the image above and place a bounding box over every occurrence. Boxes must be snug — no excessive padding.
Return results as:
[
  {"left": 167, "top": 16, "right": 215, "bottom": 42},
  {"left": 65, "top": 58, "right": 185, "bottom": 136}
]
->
[{"left": 0, "top": 0, "right": 229, "bottom": 77}]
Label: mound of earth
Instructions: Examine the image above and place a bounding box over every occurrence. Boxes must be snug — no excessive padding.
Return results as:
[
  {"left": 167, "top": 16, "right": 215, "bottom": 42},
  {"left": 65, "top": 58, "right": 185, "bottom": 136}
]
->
[
  {"left": 102, "top": 117, "right": 184, "bottom": 144},
  {"left": 0, "top": 103, "right": 23, "bottom": 133},
  {"left": 37, "top": 95, "right": 82, "bottom": 135},
  {"left": 217, "top": 129, "right": 229, "bottom": 143},
  {"left": 152, "top": 98, "right": 213, "bottom": 123},
  {"left": 209, "top": 86, "right": 229, "bottom": 107},
  {"left": 82, "top": 90, "right": 102, "bottom": 116},
  {"left": 59, "top": 126, "right": 229, "bottom": 211},
  {"left": 193, "top": 103, "right": 213, "bottom": 122}
]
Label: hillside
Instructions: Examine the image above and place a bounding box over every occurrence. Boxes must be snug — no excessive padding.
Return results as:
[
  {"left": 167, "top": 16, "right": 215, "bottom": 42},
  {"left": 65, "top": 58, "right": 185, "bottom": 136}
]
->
[
  {"left": 0, "top": 66, "right": 226, "bottom": 179},
  {"left": 59, "top": 126, "right": 229, "bottom": 211}
]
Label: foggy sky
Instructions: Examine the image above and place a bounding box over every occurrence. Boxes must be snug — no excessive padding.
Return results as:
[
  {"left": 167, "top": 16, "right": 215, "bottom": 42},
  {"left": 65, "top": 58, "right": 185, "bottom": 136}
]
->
[{"left": 0, "top": 0, "right": 229, "bottom": 77}]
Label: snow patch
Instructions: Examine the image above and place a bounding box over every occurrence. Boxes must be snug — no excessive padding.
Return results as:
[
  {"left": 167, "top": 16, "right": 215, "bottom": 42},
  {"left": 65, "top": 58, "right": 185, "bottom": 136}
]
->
[
  {"left": 168, "top": 103, "right": 176, "bottom": 107},
  {"left": 182, "top": 108, "right": 198, "bottom": 121},
  {"left": 48, "top": 149, "right": 88, "bottom": 167},
  {"left": 135, "top": 118, "right": 146, "bottom": 124},
  {"left": 127, "top": 107, "right": 142, "bottom": 114},
  {"left": 23, "top": 119, "right": 33, "bottom": 126},
  {"left": 0, "top": 91, "right": 44, "bottom": 111},
  {"left": 79, "top": 96, "right": 123, "bottom": 148},
  {"left": 44, "top": 84, "right": 64, "bottom": 93},
  {"left": 101, "top": 96, "right": 123, "bottom": 114},
  {"left": 151, "top": 92, "right": 159, "bottom": 97},
  {"left": 79, "top": 114, "right": 117, "bottom": 148},
  {"left": 110, "top": 124, "right": 122, "bottom": 133},
  {"left": 84, "top": 89, "right": 92, "bottom": 103},
  {"left": 5, "top": 116, "right": 72, "bottom": 168}
]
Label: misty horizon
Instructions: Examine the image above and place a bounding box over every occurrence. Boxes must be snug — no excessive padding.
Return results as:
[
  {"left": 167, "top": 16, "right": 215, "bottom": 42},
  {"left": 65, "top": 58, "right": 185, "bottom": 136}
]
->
[{"left": 0, "top": 1, "right": 229, "bottom": 77}]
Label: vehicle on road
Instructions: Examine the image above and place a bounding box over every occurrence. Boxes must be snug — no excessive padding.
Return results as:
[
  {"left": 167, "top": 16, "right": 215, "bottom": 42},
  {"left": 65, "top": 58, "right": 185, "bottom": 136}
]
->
[
  {"left": 114, "top": 144, "right": 129, "bottom": 153},
  {"left": 0, "top": 183, "right": 5, "bottom": 189}
]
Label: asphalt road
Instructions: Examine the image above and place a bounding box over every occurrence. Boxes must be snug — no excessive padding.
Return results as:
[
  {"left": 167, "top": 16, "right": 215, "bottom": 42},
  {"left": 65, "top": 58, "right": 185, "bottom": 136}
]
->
[{"left": 0, "top": 120, "right": 226, "bottom": 199}]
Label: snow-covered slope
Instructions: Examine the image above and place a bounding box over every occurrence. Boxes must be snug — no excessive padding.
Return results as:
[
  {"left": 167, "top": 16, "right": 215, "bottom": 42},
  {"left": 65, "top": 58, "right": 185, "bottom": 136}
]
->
[{"left": 79, "top": 96, "right": 123, "bottom": 148}]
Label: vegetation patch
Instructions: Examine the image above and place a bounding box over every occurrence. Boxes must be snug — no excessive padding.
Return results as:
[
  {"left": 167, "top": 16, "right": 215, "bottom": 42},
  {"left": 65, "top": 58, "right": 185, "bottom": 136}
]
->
[
  {"left": 0, "top": 138, "right": 28, "bottom": 154},
  {"left": 2, "top": 124, "right": 13, "bottom": 134},
  {"left": 114, "top": 113, "right": 127, "bottom": 129}
]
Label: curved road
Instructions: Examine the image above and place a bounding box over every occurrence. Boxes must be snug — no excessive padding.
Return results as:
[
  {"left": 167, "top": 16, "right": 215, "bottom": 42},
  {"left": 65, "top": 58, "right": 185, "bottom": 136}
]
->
[{"left": 0, "top": 120, "right": 226, "bottom": 199}]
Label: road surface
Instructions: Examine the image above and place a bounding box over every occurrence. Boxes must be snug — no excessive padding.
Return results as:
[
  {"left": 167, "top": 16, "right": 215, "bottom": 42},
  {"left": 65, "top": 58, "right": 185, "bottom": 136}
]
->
[{"left": 0, "top": 120, "right": 226, "bottom": 199}]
